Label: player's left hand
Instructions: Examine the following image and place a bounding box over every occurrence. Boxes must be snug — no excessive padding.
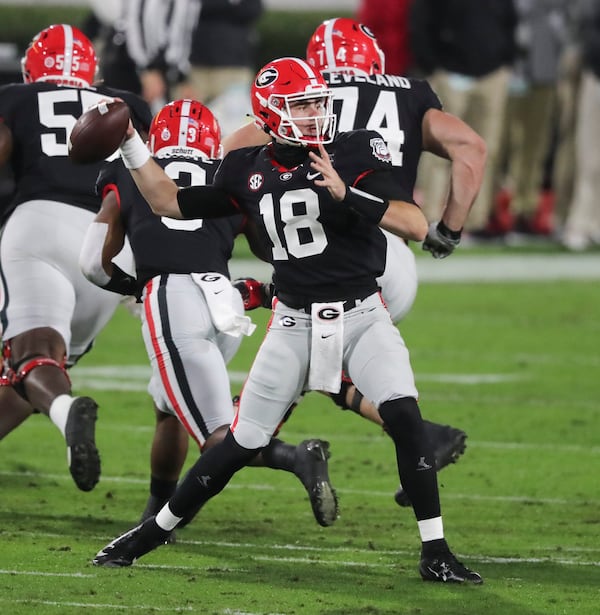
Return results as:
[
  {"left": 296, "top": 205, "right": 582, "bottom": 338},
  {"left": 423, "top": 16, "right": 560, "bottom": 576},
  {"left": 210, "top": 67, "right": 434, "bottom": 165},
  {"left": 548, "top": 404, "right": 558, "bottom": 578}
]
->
[
  {"left": 422, "top": 221, "right": 461, "bottom": 259},
  {"left": 308, "top": 143, "right": 346, "bottom": 201}
]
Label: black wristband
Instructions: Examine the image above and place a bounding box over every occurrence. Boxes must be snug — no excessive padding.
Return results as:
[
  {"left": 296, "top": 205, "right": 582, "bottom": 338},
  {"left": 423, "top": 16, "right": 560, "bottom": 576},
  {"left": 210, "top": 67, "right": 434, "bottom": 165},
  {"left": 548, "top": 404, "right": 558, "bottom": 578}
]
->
[
  {"left": 103, "top": 264, "right": 138, "bottom": 296},
  {"left": 438, "top": 220, "right": 462, "bottom": 241},
  {"left": 342, "top": 186, "right": 389, "bottom": 224}
]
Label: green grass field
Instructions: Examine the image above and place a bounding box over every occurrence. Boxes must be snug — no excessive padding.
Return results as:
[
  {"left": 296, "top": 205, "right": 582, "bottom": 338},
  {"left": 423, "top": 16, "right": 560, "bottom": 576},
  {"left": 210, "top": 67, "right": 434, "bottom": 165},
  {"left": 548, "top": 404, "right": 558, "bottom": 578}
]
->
[{"left": 1, "top": 254, "right": 599, "bottom": 615}]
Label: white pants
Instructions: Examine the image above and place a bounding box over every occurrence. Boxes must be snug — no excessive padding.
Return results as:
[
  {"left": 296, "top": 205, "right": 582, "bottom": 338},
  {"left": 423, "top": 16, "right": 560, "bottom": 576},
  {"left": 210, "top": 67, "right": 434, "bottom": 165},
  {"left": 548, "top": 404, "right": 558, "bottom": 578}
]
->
[
  {"left": 232, "top": 293, "right": 418, "bottom": 450},
  {"left": 141, "top": 274, "right": 244, "bottom": 447},
  {"left": 0, "top": 200, "right": 123, "bottom": 362},
  {"left": 377, "top": 231, "right": 418, "bottom": 323}
]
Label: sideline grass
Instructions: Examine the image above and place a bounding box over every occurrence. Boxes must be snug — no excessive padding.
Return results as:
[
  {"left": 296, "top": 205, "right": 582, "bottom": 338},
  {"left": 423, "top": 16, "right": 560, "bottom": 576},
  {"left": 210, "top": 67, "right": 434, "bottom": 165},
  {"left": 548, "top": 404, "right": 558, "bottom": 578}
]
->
[{"left": 0, "top": 275, "right": 598, "bottom": 615}]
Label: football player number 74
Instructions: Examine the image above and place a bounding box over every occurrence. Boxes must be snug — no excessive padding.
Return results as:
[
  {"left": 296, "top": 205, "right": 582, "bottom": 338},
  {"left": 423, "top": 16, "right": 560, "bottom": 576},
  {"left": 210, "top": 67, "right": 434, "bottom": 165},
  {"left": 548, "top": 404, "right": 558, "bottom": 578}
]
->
[{"left": 259, "top": 188, "right": 327, "bottom": 261}]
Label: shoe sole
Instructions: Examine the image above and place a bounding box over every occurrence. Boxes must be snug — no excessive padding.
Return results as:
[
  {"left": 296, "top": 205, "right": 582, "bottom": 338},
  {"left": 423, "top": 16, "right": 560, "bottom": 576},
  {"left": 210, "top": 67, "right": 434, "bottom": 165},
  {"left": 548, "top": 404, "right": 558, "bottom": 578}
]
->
[
  {"left": 65, "top": 397, "right": 100, "bottom": 492},
  {"left": 309, "top": 480, "right": 339, "bottom": 527},
  {"left": 435, "top": 429, "right": 467, "bottom": 471},
  {"left": 298, "top": 440, "right": 339, "bottom": 527}
]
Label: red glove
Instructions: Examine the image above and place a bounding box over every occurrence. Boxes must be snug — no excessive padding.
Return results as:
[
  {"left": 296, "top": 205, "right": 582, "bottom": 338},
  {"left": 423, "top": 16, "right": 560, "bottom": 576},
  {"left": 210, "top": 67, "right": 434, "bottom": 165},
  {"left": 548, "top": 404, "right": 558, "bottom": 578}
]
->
[{"left": 233, "top": 278, "right": 273, "bottom": 310}]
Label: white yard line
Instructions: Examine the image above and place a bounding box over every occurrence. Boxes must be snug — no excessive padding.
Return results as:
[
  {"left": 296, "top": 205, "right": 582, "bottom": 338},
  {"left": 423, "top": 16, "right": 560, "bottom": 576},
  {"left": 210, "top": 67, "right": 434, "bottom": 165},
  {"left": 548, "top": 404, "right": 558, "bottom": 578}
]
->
[
  {"left": 70, "top": 365, "right": 527, "bottom": 390},
  {"left": 0, "top": 470, "right": 598, "bottom": 505},
  {"left": 229, "top": 253, "right": 600, "bottom": 283},
  {"left": 0, "top": 598, "right": 265, "bottom": 614}
]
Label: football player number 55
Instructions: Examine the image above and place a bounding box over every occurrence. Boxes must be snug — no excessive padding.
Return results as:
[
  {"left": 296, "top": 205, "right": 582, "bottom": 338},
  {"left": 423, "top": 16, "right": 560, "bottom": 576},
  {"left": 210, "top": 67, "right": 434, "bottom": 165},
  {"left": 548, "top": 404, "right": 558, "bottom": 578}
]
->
[
  {"left": 259, "top": 188, "right": 327, "bottom": 260},
  {"left": 37, "top": 89, "right": 118, "bottom": 157}
]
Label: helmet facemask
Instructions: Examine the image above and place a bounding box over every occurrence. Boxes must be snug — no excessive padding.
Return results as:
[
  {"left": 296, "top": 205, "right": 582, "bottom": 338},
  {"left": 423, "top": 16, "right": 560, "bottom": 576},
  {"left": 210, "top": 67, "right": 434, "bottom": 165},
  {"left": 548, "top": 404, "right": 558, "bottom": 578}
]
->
[{"left": 266, "top": 90, "right": 337, "bottom": 146}]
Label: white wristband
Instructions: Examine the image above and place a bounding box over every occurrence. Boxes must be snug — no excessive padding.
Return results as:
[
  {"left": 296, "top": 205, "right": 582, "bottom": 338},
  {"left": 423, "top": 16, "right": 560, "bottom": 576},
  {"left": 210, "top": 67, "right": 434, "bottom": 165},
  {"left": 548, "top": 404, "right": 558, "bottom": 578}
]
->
[{"left": 120, "top": 131, "right": 151, "bottom": 169}]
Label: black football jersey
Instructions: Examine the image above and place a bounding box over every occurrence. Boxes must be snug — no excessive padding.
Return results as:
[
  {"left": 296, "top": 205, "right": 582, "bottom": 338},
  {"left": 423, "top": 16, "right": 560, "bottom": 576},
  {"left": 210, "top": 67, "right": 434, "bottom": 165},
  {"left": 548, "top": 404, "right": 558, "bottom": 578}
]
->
[
  {"left": 0, "top": 81, "right": 152, "bottom": 212},
  {"left": 214, "top": 129, "right": 412, "bottom": 301},
  {"left": 97, "top": 156, "right": 244, "bottom": 287},
  {"left": 324, "top": 72, "right": 442, "bottom": 192}
]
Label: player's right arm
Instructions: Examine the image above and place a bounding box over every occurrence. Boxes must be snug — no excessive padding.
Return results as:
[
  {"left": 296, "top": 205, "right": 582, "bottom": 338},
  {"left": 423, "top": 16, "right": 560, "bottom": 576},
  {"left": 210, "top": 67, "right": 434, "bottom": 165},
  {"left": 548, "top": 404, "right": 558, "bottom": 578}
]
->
[
  {"left": 421, "top": 108, "right": 487, "bottom": 233},
  {"left": 119, "top": 124, "right": 237, "bottom": 220},
  {"left": 79, "top": 185, "right": 137, "bottom": 296}
]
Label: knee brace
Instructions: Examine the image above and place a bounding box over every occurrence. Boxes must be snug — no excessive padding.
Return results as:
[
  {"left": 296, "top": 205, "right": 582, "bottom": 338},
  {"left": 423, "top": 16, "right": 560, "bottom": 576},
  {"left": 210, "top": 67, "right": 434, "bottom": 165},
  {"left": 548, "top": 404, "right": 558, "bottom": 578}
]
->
[
  {"left": 330, "top": 379, "right": 363, "bottom": 415},
  {"left": 3, "top": 343, "right": 70, "bottom": 400}
]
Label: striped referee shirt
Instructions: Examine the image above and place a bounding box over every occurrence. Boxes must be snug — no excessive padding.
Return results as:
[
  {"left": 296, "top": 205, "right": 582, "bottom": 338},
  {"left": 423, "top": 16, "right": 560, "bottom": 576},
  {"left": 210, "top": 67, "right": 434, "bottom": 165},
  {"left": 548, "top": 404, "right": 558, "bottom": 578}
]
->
[{"left": 124, "top": 0, "right": 201, "bottom": 75}]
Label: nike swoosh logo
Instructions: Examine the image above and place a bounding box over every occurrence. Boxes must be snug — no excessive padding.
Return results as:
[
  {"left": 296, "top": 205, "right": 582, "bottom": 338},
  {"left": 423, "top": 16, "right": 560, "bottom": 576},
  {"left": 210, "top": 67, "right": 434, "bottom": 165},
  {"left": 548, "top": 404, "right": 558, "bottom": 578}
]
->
[
  {"left": 321, "top": 333, "right": 335, "bottom": 339},
  {"left": 307, "top": 172, "right": 322, "bottom": 180}
]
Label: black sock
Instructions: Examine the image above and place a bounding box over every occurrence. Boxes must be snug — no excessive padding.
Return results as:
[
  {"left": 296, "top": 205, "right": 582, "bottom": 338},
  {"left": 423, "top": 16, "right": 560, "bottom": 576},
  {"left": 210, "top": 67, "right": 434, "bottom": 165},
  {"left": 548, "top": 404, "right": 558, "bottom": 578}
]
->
[
  {"left": 378, "top": 398, "right": 440, "bottom": 520},
  {"left": 169, "top": 430, "right": 256, "bottom": 518},
  {"left": 421, "top": 538, "right": 449, "bottom": 557},
  {"left": 260, "top": 438, "right": 296, "bottom": 472},
  {"left": 140, "top": 477, "right": 178, "bottom": 521},
  {"left": 150, "top": 476, "right": 178, "bottom": 500}
]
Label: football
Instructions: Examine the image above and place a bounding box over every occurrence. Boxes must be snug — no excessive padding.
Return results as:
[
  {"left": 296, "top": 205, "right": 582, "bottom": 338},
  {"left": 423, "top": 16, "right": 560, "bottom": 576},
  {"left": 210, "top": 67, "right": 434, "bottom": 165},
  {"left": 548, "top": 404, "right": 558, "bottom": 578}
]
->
[{"left": 68, "top": 99, "right": 130, "bottom": 164}]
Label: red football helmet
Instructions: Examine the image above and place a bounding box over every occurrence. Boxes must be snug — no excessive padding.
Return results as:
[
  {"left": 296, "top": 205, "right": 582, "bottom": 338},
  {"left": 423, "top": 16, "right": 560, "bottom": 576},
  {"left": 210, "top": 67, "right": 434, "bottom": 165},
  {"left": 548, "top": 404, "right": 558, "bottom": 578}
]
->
[
  {"left": 251, "top": 57, "right": 336, "bottom": 146},
  {"left": 21, "top": 24, "right": 97, "bottom": 87},
  {"left": 149, "top": 99, "right": 222, "bottom": 159},
  {"left": 306, "top": 18, "right": 385, "bottom": 77}
]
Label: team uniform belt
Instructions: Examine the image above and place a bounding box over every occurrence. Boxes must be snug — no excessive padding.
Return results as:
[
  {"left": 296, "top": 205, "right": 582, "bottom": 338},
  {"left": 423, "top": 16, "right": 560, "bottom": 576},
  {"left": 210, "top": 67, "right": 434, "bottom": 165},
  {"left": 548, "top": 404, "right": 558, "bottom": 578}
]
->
[{"left": 277, "top": 291, "right": 374, "bottom": 313}]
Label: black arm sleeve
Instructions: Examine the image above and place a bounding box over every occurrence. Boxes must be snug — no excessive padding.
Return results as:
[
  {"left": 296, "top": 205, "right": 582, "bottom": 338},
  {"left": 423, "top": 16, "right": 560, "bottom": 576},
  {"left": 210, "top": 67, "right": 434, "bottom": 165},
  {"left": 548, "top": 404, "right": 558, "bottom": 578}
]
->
[
  {"left": 355, "top": 169, "right": 416, "bottom": 204},
  {"left": 176, "top": 185, "right": 239, "bottom": 219}
]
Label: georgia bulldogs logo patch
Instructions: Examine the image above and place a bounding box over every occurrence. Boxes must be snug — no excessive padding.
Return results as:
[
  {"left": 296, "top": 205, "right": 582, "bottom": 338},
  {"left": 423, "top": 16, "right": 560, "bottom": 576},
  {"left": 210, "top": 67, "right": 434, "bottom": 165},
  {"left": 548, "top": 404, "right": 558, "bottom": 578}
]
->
[
  {"left": 317, "top": 307, "right": 341, "bottom": 321},
  {"left": 360, "top": 24, "right": 377, "bottom": 40},
  {"left": 370, "top": 137, "right": 392, "bottom": 163},
  {"left": 255, "top": 67, "right": 278, "bottom": 88},
  {"left": 248, "top": 173, "right": 264, "bottom": 191}
]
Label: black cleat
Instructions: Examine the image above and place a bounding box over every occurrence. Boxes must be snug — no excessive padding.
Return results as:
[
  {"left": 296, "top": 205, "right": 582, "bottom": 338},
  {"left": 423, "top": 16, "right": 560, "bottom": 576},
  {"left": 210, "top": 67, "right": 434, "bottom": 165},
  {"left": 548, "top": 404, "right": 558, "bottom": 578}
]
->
[
  {"left": 93, "top": 517, "right": 171, "bottom": 567},
  {"left": 65, "top": 396, "right": 100, "bottom": 492},
  {"left": 419, "top": 550, "right": 483, "bottom": 584},
  {"left": 294, "top": 439, "right": 338, "bottom": 527},
  {"left": 428, "top": 423, "right": 468, "bottom": 471},
  {"left": 394, "top": 423, "right": 467, "bottom": 507}
]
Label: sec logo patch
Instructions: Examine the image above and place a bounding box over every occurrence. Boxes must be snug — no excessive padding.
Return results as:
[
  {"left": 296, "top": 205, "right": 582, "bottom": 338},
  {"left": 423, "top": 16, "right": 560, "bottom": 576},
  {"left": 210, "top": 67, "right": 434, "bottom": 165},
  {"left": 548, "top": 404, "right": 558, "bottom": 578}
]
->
[{"left": 248, "top": 173, "right": 264, "bottom": 191}]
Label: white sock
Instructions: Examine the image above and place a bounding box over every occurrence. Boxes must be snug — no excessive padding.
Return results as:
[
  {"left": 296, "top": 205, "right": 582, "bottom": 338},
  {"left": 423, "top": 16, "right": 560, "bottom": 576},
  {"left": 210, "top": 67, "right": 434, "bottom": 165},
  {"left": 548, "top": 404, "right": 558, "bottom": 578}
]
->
[
  {"left": 418, "top": 516, "right": 444, "bottom": 542},
  {"left": 155, "top": 503, "right": 183, "bottom": 531},
  {"left": 48, "top": 394, "right": 74, "bottom": 437}
]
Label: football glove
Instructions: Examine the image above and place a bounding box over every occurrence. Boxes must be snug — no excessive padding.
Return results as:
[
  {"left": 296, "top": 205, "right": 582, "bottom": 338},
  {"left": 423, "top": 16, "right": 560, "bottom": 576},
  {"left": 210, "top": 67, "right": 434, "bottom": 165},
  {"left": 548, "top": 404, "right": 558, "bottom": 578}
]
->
[
  {"left": 233, "top": 278, "right": 274, "bottom": 311},
  {"left": 422, "top": 221, "right": 462, "bottom": 259}
]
